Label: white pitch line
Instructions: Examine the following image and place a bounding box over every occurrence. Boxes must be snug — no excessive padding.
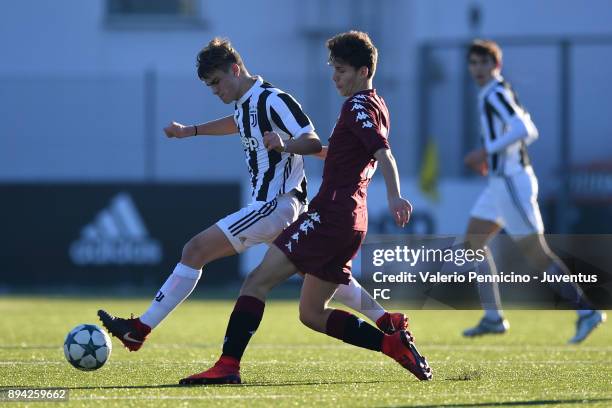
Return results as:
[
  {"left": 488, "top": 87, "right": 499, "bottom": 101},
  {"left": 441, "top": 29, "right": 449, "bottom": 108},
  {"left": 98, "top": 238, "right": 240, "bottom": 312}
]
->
[
  {"left": 64, "top": 391, "right": 612, "bottom": 402},
  {"left": 141, "top": 343, "right": 612, "bottom": 352},
  {"left": 1, "top": 359, "right": 610, "bottom": 367},
  {"left": 249, "top": 360, "right": 612, "bottom": 365},
  {"left": 3, "top": 343, "right": 612, "bottom": 352},
  {"left": 422, "top": 344, "right": 612, "bottom": 352},
  {"left": 0, "top": 361, "right": 65, "bottom": 365},
  {"left": 71, "top": 394, "right": 297, "bottom": 401}
]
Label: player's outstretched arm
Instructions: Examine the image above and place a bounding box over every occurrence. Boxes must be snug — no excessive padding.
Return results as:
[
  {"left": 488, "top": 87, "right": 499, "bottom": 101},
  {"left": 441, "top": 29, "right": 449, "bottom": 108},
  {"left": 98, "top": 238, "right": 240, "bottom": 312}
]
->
[
  {"left": 263, "top": 131, "right": 322, "bottom": 155},
  {"left": 163, "top": 115, "right": 238, "bottom": 139},
  {"left": 374, "top": 148, "right": 412, "bottom": 227},
  {"left": 312, "top": 146, "right": 328, "bottom": 160}
]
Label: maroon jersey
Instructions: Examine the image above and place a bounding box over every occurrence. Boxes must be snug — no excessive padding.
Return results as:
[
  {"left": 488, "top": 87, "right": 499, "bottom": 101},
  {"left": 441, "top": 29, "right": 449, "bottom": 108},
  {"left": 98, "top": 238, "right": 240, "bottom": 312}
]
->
[{"left": 310, "top": 89, "right": 390, "bottom": 231}]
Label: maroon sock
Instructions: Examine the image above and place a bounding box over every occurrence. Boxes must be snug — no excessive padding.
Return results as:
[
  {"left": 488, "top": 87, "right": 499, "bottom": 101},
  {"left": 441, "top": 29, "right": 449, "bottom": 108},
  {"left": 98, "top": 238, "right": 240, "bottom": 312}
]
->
[
  {"left": 325, "top": 309, "right": 384, "bottom": 351},
  {"left": 221, "top": 295, "right": 265, "bottom": 361}
]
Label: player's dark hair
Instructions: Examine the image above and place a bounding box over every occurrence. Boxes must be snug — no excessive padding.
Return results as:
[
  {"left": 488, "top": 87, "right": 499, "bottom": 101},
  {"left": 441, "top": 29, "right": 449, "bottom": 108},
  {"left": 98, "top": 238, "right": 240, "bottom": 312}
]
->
[
  {"left": 326, "top": 31, "right": 378, "bottom": 78},
  {"left": 468, "top": 39, "right": 503, "bottom": 66},
  {"left": 196, "top": 37, "right": 244, "bottom": 80}
]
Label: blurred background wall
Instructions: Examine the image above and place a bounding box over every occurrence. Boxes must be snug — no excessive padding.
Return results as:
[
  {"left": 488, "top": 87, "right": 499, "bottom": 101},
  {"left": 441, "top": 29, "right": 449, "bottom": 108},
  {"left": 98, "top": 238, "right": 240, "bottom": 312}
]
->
[
  {"left": 2, "top": 0, "right": 611, "bottom": 181},
  {"left": 1, "top": 0, "right": 611, "bottom": 287}
]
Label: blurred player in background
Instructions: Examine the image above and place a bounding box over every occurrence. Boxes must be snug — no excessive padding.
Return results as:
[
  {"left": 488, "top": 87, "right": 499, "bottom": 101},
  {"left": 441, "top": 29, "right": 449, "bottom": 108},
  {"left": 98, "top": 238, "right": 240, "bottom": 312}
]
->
[
  {"left": 462, "top": 39, "right": 606, "bottom": 343},
  {"left": 180, "top": 31, "right": 431, "bottom": 386},
  {"left": 98, "top": 37, "right": 406, "bottom": 352}
]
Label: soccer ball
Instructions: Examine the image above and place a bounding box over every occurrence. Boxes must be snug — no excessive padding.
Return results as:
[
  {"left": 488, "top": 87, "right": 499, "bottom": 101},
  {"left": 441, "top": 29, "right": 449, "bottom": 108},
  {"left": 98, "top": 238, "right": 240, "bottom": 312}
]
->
[{"left": 63, "top": 324, "right": 112, "bottom": 371}]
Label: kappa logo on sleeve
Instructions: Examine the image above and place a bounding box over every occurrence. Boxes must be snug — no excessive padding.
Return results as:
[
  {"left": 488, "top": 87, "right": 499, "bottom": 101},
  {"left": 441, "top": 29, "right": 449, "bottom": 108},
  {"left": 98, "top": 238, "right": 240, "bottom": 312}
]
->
[
  {"left": 355, "top": 112, "right": 370, "bottom": 122},
  {"left": 307, "top": 212, "right": 321, "bottom": 223},
  {"left": 299, "top": 219, "right": 315, "bottom": 235}
]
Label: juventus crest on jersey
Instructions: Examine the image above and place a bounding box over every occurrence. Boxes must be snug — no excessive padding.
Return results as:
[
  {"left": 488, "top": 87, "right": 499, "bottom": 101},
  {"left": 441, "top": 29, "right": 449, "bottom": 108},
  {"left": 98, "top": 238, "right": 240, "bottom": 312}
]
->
[{"left": 233, "top": 77, "right": 314, "bottom": 203}]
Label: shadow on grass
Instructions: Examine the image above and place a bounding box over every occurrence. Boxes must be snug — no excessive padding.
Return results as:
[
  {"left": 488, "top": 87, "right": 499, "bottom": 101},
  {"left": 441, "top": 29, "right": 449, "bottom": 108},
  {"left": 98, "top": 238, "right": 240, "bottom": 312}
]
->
[
  {"left": 387, "top": 398, "right": 612, "bottom": 408},
  {"left": 444, "top": 369, "right": 483, "bottom": 381},
  {"left": 26, "top": 379, "right": 393, "bottom": 391}
]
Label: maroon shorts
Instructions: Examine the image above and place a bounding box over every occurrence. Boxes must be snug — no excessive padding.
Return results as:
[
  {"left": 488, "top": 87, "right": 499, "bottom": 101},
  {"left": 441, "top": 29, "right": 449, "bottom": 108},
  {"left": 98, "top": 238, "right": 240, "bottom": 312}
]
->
[{"left": 273, "top": 209, "right": 365, "bottom": 285}]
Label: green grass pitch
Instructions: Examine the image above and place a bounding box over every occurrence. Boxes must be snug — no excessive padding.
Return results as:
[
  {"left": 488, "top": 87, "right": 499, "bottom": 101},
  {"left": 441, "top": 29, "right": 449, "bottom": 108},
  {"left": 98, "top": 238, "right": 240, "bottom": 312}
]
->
[{"left": 0, "top": 296, "right": 610, "bottom": 407}]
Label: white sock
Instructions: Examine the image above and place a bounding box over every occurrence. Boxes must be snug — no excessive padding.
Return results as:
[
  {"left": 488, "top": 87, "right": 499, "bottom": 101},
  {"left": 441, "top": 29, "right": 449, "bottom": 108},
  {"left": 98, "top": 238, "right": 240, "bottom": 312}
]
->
[
  {"left": 476, "top": 247, "right": 504, "bottom": 321},
  {"left": 140, "top": 263, "right": 202, "bottom": 329},
  {"left": 333, "top": 277, "right": 386, "bottom": 322}
]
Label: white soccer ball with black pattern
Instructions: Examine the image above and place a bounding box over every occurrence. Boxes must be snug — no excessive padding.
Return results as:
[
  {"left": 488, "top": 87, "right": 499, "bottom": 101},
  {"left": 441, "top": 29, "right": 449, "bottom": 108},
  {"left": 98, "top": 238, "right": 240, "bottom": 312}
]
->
[{"left": 63, "top": 324, "right": 112, "bottom": 371}]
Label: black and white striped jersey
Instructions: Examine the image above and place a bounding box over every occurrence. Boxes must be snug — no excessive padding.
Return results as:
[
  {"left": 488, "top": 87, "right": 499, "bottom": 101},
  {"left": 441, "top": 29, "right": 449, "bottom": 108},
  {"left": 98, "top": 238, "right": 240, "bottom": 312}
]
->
[
  {"left": 233, "top": 77, "right": 314, "bottom": 203},
  {"left": 478, "top": 76, "right": 539, "bottom": 176}
]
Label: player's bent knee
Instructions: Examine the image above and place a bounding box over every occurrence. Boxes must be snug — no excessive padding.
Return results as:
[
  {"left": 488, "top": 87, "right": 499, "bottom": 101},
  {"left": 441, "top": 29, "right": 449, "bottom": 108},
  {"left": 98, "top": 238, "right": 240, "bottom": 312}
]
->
[
  {"left": 517, "top": 234, "right": 553, "bottom": 268},
  {"left": 298, "top": 309, "right": 317, "bottom": 330},
  {"left": 181, "top": 237, "right": 200, "bottom": 257},
  {"left": 181, "top": 226, "right": 237, "bottom": 269},
  {"left": 298, "top": 300, "right": 326, "bottom": 330},
  {"left": 239, "top": 268, "right": 273, "bottom": 299},
  {"left": 181, "top": 237, "right": 206, "bottom": 264}
]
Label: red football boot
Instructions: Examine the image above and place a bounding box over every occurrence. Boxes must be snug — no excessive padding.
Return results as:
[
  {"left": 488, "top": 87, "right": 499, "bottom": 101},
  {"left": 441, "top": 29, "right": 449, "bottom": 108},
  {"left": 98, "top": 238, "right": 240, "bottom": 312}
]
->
[
  {"left": 376, "top": 312, "right": 409, "bottom": 334},
  {"left": 382, "top": 330, "right": 432, "bottom": 381},
  {"left": 179, "top": 356, "right": 241, "bottom": 385},
  {"left": 97, "top": 309, "right": 151, "bottom": 352}
]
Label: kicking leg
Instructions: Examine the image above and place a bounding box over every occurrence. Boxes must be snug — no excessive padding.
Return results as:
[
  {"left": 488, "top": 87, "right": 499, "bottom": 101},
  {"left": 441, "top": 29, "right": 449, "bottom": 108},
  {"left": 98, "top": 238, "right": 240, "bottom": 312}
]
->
[
  {"left": 98, "top": 224, "right": 236, "bottom": 351},
  {"left": 517, "top": 234, "right": 606, "bottom": 343},
  {"left": 179, "top": 244, "right": 298, "bottom": 385},
  {"left": 299, "top": 274, "right": 431, "bottom": 381},
  {"left": 332, "top": 277, "right": 408, "bottom": 333}
]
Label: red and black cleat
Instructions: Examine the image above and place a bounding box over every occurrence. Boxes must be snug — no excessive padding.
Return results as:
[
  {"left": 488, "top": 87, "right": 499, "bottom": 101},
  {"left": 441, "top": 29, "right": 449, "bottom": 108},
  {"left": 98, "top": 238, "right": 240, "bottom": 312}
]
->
[
  {"left": 179, "top": 356, "right": 241, "bottom": 385},
  {"left": 376, "top": 312, "right": 409, "bottom": 334},
  {"left": 383, "top": 330, "right": 432, "bottom": 381},
  {"left": 97, "top": 309, "right": 151, "bottom": 352}
]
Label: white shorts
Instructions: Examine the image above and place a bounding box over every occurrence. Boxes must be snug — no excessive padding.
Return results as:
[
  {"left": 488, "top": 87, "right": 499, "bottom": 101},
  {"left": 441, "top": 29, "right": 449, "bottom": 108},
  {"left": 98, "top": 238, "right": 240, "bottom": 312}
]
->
[
  {"left": 217, "top": 193, "right": 307, "bottom": 253},
  {"left": 470, "top": 167, "right": 545, "bottom": 236}
]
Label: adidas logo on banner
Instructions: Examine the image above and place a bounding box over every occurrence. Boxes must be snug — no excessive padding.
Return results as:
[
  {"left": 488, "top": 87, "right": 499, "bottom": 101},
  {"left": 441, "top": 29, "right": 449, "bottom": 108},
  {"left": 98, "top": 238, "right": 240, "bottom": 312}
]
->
[{"left": 69, "top": 193, "right": 162, "bottom": 265}]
